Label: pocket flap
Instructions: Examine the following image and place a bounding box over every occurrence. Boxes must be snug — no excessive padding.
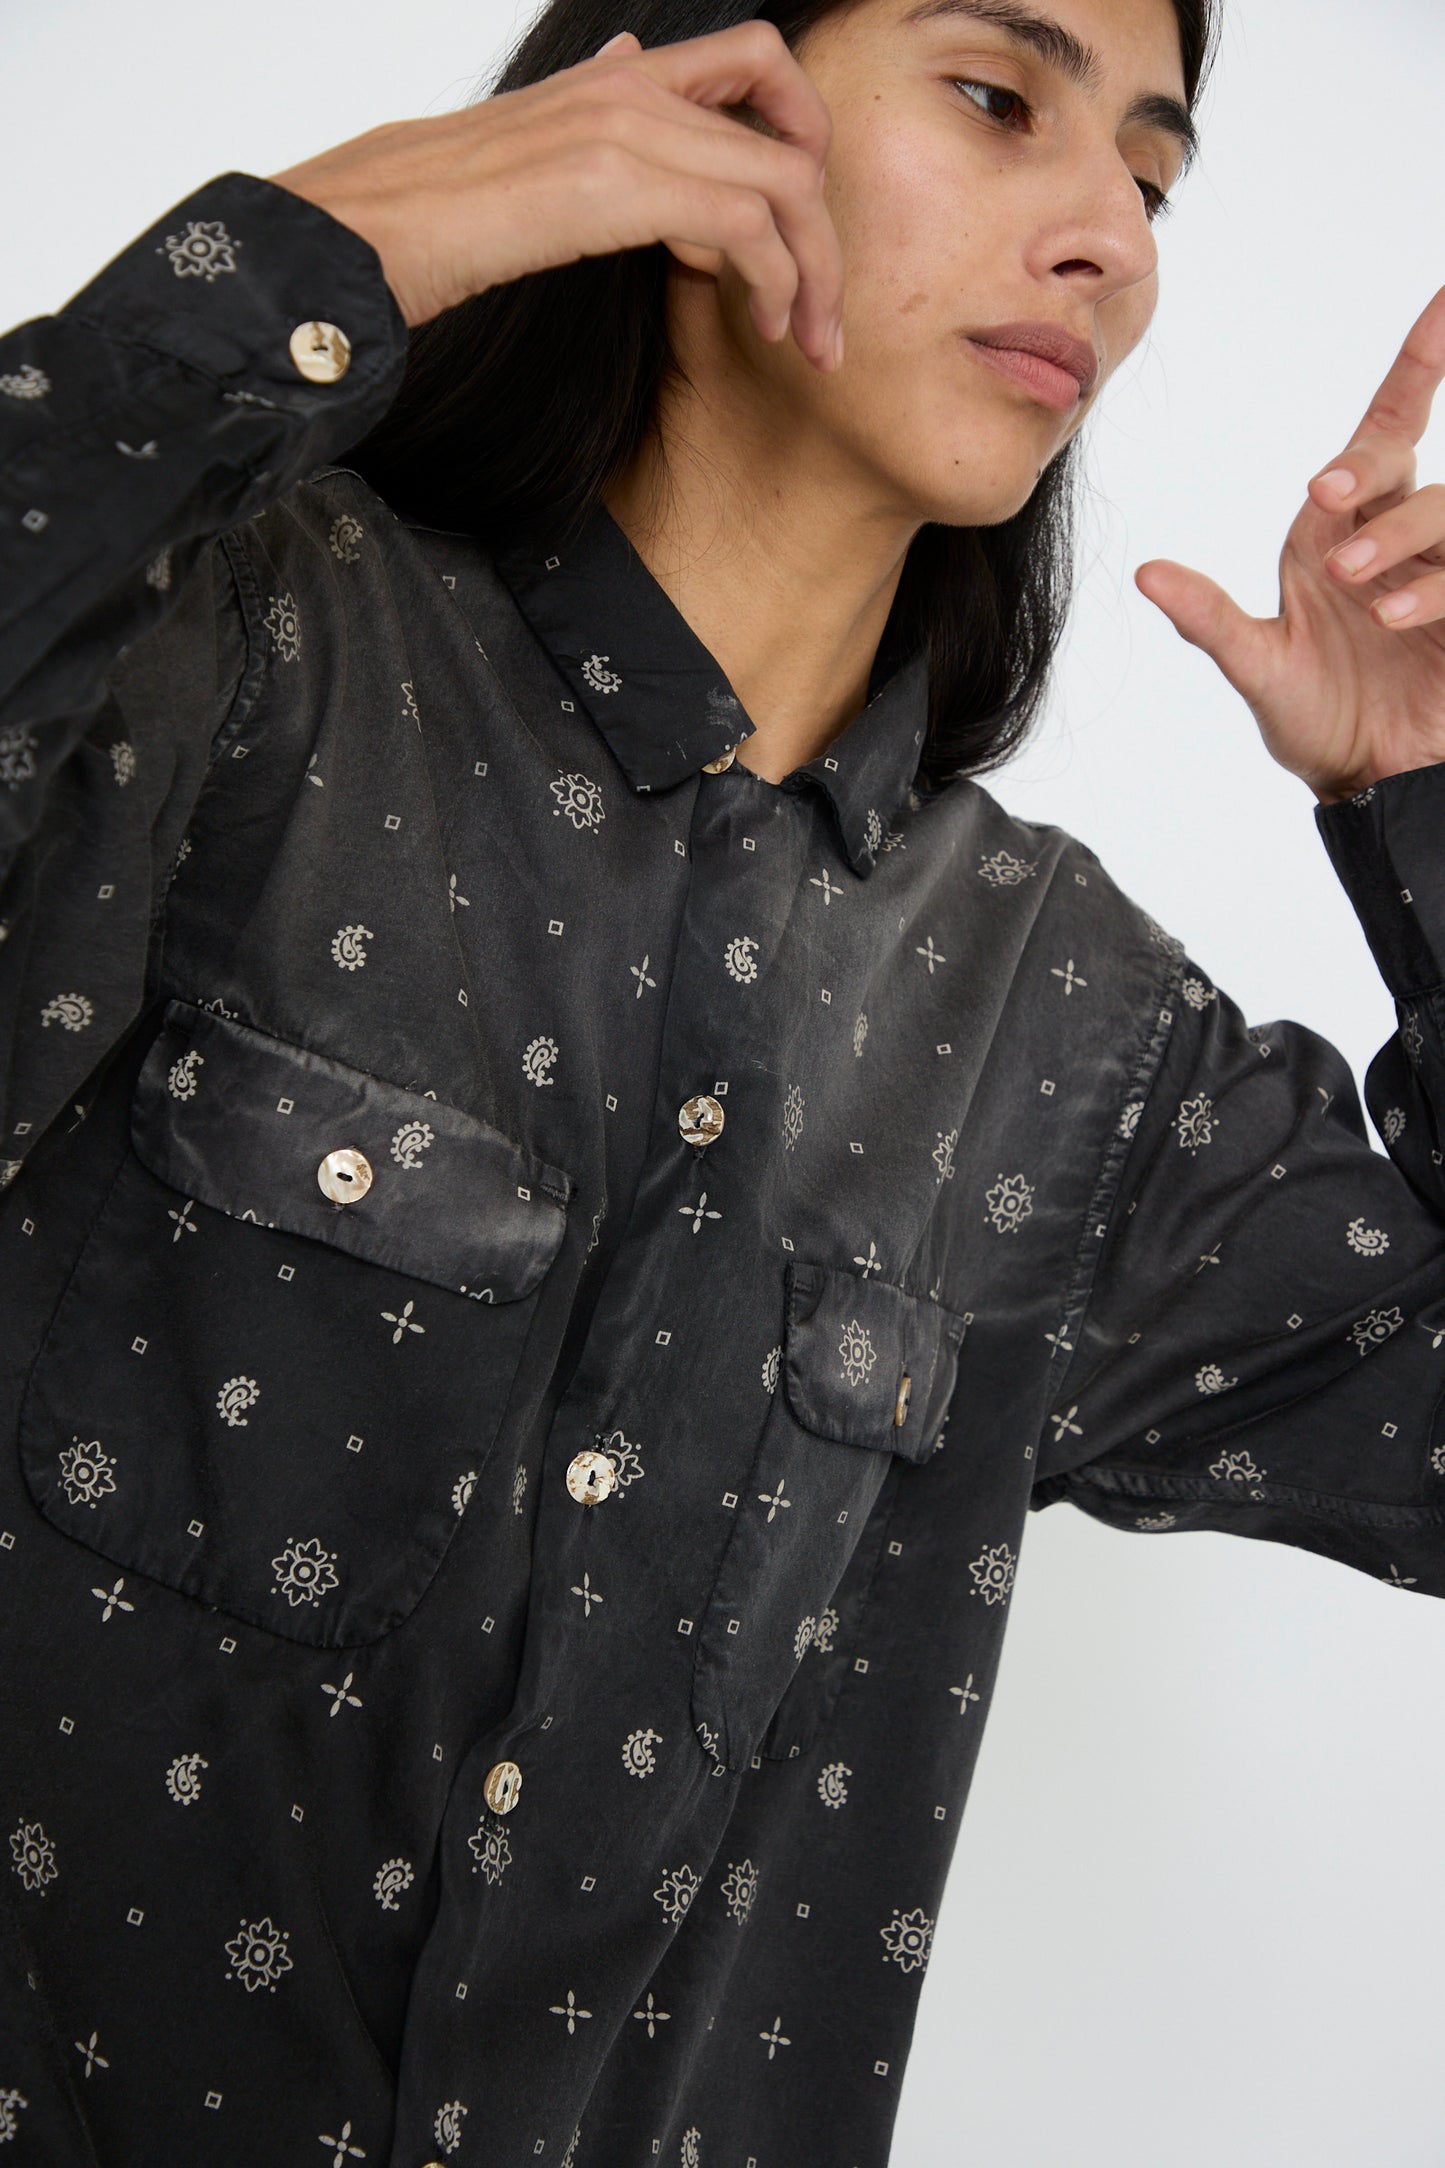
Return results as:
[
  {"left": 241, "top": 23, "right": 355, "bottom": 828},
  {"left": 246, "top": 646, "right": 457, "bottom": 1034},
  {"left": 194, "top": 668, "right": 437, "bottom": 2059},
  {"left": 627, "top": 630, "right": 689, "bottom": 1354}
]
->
[
  {"left": 131, "top": 1000, "right": 571, "bottom": 1299},
  {"left": 783, "top": 1260, "right": 966, "bottom": 1464}
]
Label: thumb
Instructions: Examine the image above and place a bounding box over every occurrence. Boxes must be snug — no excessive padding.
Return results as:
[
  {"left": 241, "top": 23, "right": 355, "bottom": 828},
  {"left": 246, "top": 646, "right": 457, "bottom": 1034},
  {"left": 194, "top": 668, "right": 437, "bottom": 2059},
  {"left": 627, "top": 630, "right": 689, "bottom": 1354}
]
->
[{"left": 1134, "top": 557, "right": 1273, "bottom": 705}]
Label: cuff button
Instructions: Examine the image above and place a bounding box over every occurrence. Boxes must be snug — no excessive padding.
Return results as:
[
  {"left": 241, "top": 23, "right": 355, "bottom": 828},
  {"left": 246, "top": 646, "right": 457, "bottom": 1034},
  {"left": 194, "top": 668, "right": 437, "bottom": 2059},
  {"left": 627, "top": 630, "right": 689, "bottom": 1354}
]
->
[{"left": 289, "top": 320, "right": 352, "bottom": 383}]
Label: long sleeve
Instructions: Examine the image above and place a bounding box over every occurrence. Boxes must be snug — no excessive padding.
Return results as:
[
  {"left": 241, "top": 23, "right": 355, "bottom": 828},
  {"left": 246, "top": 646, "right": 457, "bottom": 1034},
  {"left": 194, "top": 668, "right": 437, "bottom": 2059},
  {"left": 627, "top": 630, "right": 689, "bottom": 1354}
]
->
[
  {"left": 1030, "top": 762, "right": 1445, "bottom": 1594},
  {"left": 0, "top": 169, "right": 409, "bottom": 1183}
]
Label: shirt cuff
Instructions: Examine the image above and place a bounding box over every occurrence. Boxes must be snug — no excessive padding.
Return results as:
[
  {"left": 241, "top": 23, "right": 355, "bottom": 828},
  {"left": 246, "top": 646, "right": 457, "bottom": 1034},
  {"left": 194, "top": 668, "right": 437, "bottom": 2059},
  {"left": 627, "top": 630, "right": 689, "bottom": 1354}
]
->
[
  {"left": 58, "top": 168, "right": 410, "bottom": 437},
  {"left": 1315, "top": 760, "right": 1445, "bottom": 1000}
]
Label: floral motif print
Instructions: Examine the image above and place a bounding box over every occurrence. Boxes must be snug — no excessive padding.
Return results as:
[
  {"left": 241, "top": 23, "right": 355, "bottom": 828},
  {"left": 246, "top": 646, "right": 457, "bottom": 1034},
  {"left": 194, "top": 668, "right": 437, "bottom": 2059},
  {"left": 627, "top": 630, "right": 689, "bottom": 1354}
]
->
[
  {"left": 1119, "top": 1100, "right": 1145, "bottom": 1140},
  {"left": 1346, "top": 1217, "right": 1391, "bottom": 1258},
  {"left": 681, "top": 2128, "right": 702, "bottom": 2167},
  {"left": 978, "top": 850, "right": 1038, "bottom": 887},
  {"left": 1402, "top": 1008, "right": 1425, "bottom": 1067},
  {"left": 0, "top": 2085, "right": 28, "bottom": 2140},
  {"left": 967, "top": 1540, "right": 1016, "bottom": 1607},
  {"left": 550, "top": 770, "right": 605, "bottom": 829},
  {"left": 838, "top": 1317, "right": 877, "bottom": 1388},
  {"left": 223, "top": 1914, "right": 293, "bottom": 1992},
  {"left": 984, "top": 1172, "right": 1034, "bottom": 1234},
  {"left": 40, "top": 991, "right": 93, "bottom": 1032},
  {"left": 144, "top": 545, "right": 173, "bottom": 591},
  {"left": 653, "top": 1862, "right": 700, "bottom": 1925},
  {"left": 109, "top": 740, "right": 136, "bottom": 786},
  {"left": 580, "top": 654, "right": 621, "bottom": 694},
  {"left": 1180, "top": 974, "right": 1218, "bottom": 1011},
  {"left": 720, "top": 1857, "right": 759, "bottom": 1924},
  {"left": 270, "top": 1536, "right": 340, "bottom": 1608},
  {"left": 390, "top": 1119, "right": 434, "bottom": 1168},
  {"left": 512, "top": 1463, "right": 528, "bottom": 1515},
  {"left": 433, "top": 2100, "right": 468, "bottom": 2156},
  {"left": 622, "top": 1727, "right": 662, "bottom": 1778},
  {"left": 165, "top": 1753, "right": 208, "bottom": 1806},
  {"left": 452, "top": 1469, "right": 477, "bottom": 1514},
  {"left": 1351, "top": 1305, "right": 1404, "bottom": 1355},
  {"left": 57, "top": 1435, "right": 117, "bottom": 1507},
  {"left": 864, "top": 806, "right": 883, "bottom": 856},
  {"left": 216, "top": 1375, "right": 259, "bottom": 1427},
  {"left": 932, "top": 1128, "right": 958, "bottom": 1184},
  {"left": 793, "top": 1616, "right": 817, "bottom": 1662},
  {"left": 761, "top": 1344, "right": 781, "bottom": 1393},
  {"left": 328, "top": 512, "right": 364, "bottom": 562},
  {"left": 468, "top": 1812, "right": 513, "bottom": 1885},
  {"left": 1135, "top": 1513, "right": 1178, "bottom": 1531},
  {"left": 599, "top": 1427, "right": 645, "bottom": 1490},
  {"left": 1381, "top": 1106, "right": 1407, "bottom": 1145},
  {"left": 381, "top": 1299, "right": 424, "bottom": 1344},
  {"left": 373, "top": 1857, "right": 414, "bottom": 1911},
  {"left": 817, "top": 1760, "right": 851, "bottom": 1808},
  {"left": 1195, "top": 1362, "right": 1238, "bottom": 1395},
  {"left": 812, "top": 1604, "right": 839, "bottom": 1653},
  {"left": 0, "top": 362, "right": 49, "bottom": 398},
  {"left": 1141, "top": 911, "right": 1186, "bottom": 962},
  {"left": 10, "top": 1819, "right": 57, "bottom": 1892},
  {"left": 782, "top": 1082, "right": 805, "bottom": 1150},
  {"left": 156, "top": 217, "right": 241, "bottom": 281},
  {"left": 331, "top": 924, "right": 372, "bottom": 971},
  {"left": 167, "top": 1048, "right": 203, "bottom": 1099},
  {"left": 1174, "top": 1094, "right": 1217, "bottom": 1155},
  {"left": 724, "top": 934, "right": 759, "bottom": 984},
  {"left": 523, "top": 1034, "right": 559, "bottom": 1086},
  {"left": 0, "top": 725, "right": 38, "bottom": 789},
  {"left": 1209, "top": 1448, "right": 1266, "bottom": 1490},
  {"left": 853, "top": 1010, "right": 868, "bottom": 1057},
  {"left": 263, "top": 590, "right": 301, "bottom": 662},
  {"left": 879, "top": 1905, "right": 935, "bottom": 1973}
]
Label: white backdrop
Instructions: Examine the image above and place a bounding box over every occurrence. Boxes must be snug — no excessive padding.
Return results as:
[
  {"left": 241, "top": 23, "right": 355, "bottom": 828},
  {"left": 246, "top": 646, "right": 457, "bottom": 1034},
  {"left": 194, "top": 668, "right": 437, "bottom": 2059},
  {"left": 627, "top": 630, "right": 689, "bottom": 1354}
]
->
[{"left": 6, "top": 1, "right": 1445, "bottom": 2161}]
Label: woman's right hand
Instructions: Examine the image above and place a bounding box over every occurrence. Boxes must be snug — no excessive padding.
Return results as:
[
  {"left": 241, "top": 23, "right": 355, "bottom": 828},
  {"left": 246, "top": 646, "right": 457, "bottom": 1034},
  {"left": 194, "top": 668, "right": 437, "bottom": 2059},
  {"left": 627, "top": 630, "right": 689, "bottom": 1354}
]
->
[{"left": 265, "top": 19, "right": 844, "bottom": 370}]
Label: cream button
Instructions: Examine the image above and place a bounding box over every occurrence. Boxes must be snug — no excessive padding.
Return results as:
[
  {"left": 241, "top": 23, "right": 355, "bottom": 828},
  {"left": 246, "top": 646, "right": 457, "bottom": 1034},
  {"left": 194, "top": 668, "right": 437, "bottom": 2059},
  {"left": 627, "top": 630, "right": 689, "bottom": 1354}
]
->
[
  {"left": 317, "top": 1147, "right": 373, "bottom": 1204},
  {"left": 678, "top": 1093, "right": 725, "bottom": 1147},
  {"left": 566, "top": 1449, "right": 618, "bottom": 1505},
  {"left": 893, "top": 1373, "right": 912, "bottom": 1428},
  {"left": 288, "top": 319, "right": 353, "bottom": 383},
  {"left": 483, "top": 1759, "right": 523, "bottom": 1814},
  {"left": 701, "top": 745, "right": 737, "bottom": 773}
]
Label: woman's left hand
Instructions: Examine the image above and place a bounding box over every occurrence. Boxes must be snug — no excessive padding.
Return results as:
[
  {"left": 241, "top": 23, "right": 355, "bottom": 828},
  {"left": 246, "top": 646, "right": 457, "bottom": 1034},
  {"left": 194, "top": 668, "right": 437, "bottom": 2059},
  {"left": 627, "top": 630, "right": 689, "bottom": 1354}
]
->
[{"left": 1134, "top": 283, "right": 1445, "bottom": 806}]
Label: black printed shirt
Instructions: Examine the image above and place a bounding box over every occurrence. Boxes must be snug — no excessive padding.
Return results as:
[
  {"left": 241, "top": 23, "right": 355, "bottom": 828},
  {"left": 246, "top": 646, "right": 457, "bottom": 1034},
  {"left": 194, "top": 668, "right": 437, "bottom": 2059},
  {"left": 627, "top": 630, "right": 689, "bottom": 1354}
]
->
[{"left": 6, "top": 170, "right": 1445, "bottom": 2168}]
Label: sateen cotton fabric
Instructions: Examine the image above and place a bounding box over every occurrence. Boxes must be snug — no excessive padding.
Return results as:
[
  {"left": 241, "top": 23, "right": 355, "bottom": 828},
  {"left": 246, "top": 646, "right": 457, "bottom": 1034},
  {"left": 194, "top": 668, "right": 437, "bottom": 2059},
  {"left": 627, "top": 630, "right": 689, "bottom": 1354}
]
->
[{"left": 5, "top": 171, "right": 1445, "bottom": 2168}]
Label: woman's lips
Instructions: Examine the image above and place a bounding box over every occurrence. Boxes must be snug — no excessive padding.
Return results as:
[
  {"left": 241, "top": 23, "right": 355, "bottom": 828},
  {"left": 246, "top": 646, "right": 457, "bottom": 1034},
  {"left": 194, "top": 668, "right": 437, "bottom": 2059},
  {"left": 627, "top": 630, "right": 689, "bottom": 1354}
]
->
[{"left": 964, "top": 338, "right": 1083, "bottom": 413}]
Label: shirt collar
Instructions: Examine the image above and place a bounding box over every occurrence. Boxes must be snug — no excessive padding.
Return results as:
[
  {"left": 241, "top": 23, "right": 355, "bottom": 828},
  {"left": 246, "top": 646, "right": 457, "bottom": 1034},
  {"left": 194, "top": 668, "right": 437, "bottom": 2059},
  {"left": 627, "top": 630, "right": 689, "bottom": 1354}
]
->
[{"left": 490, "top": 499, "right": 929, "bottom": 877}]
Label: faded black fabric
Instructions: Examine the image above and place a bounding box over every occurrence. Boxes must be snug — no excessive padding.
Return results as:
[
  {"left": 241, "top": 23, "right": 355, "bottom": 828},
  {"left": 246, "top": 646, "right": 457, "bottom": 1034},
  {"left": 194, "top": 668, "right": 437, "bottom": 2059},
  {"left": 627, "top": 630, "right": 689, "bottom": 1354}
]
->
[{"left": 4, "top": 172, "right": 1445, "bottom": 2168}]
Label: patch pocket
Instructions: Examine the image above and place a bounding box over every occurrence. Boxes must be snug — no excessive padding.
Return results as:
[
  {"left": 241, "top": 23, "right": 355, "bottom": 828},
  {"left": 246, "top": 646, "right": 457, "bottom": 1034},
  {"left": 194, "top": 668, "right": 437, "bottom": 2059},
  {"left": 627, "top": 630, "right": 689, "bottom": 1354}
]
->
[
  {"left": 691, "top": 1260, "right": 965, "bottom": 1772},
  {"left": 18, "top": 1000, "right": 571, "bottom": 1648}
]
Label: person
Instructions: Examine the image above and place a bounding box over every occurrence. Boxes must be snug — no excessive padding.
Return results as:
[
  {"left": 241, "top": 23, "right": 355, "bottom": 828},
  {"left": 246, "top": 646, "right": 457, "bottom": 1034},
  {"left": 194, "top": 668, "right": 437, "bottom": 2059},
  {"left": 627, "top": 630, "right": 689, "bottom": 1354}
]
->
[{"left": 4, "top": 0, "right": 1445, "bottom": 2160}]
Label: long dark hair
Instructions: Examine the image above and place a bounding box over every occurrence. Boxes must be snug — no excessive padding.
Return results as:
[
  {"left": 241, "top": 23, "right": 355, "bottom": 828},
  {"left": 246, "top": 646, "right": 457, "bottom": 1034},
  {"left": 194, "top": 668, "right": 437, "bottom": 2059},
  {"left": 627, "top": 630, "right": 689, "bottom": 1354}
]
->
[{"left": 343, "top": 0, "right": 1222, "bottom": 787}]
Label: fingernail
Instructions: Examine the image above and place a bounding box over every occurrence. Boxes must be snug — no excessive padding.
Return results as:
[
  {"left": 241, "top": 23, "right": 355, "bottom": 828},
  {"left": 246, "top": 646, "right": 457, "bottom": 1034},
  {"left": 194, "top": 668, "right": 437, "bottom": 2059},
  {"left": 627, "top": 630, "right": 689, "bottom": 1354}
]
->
[
  {"left": 1331, "top": 535, "right": 1378, "bottom": 574},
  {"left": 1376, "top": 592, "right": 1417, "bottom": 625},
  {"left": 594, "top": 30, "right": 630, "bottom": 53},
  {"left": 1316, "top": 468, "right": 1356, "bottom": 501}
]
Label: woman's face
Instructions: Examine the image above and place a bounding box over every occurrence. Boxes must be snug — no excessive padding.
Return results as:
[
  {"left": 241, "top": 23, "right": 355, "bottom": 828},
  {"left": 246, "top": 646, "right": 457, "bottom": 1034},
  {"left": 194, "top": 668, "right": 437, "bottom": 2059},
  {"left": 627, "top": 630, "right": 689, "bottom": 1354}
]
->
[{"left": 699, "top": 0, "right": 1193, "bottom": 532}]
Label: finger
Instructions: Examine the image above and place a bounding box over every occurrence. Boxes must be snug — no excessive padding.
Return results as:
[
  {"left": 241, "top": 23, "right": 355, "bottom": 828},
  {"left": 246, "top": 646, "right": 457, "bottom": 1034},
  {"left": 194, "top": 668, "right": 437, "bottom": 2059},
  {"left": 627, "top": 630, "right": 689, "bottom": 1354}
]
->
[
  {"left": 591, "top": 102, "right": 843, "bottom": 357},
  {"left": 593, "top": 29, "right": 642, "bottom": 55},
  {"left": 1309, "top": 429, "right": 1418, "bottom": 519},
  {"left": 642, "top": 20, "right": 834, "bottom": 182},
  {"left": 1341, "top": 282, "right": 1445, "bottom": 454},
  {"left": 618, "top": 150, "right": 813, "bottom": 349},
  {"left": 1322, "top": 480, "right": 1445, "bottom": 588},
  {"left": 1356, "top": 565, "right": 1445, "bottom": 632},
  {"left": 1135, "top": 558, "right": 1275, "bottom": 705}
]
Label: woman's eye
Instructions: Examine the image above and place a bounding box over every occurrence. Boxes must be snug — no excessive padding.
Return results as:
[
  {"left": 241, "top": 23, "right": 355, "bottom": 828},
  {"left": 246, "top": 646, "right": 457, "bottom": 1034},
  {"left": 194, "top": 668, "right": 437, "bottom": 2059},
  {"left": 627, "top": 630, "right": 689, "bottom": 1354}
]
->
[
  {"left": 951, "top": 78, "right": 1174, "bottom": 223},
  {"left": 952, "top": 77, "right": 1029, "bottom": 127}
]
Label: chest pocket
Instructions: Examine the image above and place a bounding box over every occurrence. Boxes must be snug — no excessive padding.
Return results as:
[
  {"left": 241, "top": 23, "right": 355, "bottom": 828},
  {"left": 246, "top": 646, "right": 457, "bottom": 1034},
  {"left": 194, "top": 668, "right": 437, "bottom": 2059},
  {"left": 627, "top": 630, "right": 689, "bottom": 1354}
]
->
[
  {"left": 691, "top": 1259, "right": 965, "bottom": 1772},
  {"left": 18, "top": 1000, "right": 570, "bottom": 1649}
]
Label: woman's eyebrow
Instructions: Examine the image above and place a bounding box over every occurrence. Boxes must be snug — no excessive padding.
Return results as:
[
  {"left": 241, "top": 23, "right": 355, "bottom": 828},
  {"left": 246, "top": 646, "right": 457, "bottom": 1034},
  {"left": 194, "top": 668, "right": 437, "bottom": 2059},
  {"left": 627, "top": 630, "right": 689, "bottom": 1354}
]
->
[{"left": 902, "top": 0, "right": 1200, "bottom": 177}]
